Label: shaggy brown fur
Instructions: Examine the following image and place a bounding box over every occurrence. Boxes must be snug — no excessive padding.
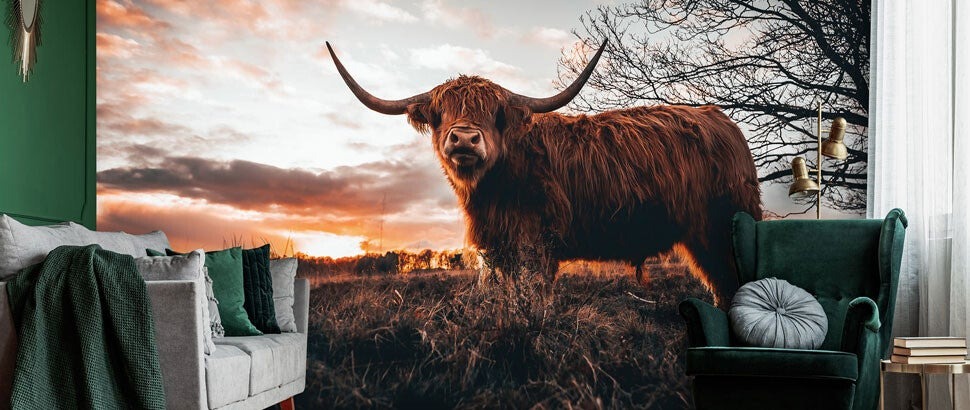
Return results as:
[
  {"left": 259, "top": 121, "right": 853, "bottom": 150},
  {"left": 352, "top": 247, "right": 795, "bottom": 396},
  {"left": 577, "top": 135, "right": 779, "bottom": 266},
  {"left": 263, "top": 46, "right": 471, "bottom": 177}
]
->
[{"left": 402, "top": 76, "right": 760, "bottom": 303}]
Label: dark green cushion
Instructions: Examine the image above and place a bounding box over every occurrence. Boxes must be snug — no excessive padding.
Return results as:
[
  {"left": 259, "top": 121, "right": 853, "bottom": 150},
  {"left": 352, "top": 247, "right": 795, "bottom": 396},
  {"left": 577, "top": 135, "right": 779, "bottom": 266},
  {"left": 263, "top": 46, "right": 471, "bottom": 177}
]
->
[
  {"left": 240, "top": 244, "right": 280, "bottom": 334},
  {"left": 146, "top": 248, "right": 164, "bottom": 257},
  {"left": 686, "top": 347, "right": 858, "bottom": 381},
  {"left": 168, "top": 247, "right": 260, "bottom": 336}
]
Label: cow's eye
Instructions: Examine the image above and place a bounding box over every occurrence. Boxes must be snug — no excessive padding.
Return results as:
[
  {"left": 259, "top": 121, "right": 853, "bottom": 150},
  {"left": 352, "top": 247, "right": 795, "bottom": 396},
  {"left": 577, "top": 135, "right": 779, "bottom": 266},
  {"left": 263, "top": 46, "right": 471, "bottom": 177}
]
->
[{"left": 495, "top": 108, "right": 508, "bottom": 132}]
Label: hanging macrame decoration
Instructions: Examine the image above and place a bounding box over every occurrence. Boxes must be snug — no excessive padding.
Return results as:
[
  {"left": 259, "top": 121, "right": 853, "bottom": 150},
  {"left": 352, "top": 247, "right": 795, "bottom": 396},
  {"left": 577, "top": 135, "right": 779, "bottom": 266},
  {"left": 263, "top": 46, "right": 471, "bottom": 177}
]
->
[{"left": 6, "top": 0, "right": 41, "bottom": 82}]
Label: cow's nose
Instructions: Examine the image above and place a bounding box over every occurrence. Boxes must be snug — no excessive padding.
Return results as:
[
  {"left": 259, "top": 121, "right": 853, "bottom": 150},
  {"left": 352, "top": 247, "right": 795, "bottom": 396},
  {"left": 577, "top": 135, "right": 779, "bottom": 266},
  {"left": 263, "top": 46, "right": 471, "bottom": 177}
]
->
[{"left": 447, "top": 128, "right": 482, "bottom": 148}]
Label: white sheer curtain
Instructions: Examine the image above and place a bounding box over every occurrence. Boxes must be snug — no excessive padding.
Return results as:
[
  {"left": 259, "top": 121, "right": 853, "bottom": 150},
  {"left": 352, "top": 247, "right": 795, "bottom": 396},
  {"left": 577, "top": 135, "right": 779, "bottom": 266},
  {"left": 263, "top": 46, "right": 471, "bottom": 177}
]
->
[{"left": 869, "top": 0, "right": 970, "bottom": 408}]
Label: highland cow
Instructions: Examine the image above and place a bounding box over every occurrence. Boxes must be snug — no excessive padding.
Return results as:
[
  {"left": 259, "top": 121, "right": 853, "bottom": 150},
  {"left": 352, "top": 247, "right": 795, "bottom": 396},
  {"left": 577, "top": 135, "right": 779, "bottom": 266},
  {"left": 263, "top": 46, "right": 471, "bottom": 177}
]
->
[{"left": 327, "top": 41, "right": 762, "bottom": 303}]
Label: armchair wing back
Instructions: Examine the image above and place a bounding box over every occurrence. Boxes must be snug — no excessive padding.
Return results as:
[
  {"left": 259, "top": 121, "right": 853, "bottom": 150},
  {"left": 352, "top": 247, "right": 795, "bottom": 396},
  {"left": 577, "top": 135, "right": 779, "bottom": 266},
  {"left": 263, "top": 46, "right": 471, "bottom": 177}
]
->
[{"left": 731, "top": 208, "right": 907, "bottom": 355}]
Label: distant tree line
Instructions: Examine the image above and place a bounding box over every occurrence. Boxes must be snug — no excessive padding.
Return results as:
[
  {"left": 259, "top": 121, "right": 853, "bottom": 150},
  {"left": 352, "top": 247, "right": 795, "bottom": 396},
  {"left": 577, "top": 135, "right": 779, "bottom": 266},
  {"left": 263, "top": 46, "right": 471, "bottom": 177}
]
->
[{"left": 295, "top": 249, "right": 479, "bottom": 277}]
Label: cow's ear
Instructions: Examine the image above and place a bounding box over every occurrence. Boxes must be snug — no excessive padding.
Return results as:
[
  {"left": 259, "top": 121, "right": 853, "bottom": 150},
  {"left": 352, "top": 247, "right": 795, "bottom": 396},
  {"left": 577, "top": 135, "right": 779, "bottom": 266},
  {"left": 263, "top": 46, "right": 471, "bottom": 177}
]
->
[
  {"left": 406, "top": 103, "right": 437, "bottom": 134},
  {"left": 497, "top": 105, "right": 532, "bottom": 132}
]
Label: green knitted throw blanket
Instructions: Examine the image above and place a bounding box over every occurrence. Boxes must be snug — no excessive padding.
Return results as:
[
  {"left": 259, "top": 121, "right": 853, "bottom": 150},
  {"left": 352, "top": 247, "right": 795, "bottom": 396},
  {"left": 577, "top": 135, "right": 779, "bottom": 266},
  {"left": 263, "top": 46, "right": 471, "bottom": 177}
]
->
[{"left": 5, "top": 245, "right": 165, "bottom": 409}]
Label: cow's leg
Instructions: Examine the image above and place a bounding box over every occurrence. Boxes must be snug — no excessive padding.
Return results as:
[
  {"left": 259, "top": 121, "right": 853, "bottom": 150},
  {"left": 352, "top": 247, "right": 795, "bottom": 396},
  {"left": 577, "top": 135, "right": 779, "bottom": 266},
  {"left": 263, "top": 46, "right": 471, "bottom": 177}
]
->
[
  {"left": 520, "top": 243, "right": 557, "bottom": 281},
  {"left": 683, "top": 242, "right": 736, "bottom": 306},
  {"left": 682, "top": 206, "right": 739, "bottom": 306},
  {"left": 538, "top": 255, "right": 559, "bottom": 296}
]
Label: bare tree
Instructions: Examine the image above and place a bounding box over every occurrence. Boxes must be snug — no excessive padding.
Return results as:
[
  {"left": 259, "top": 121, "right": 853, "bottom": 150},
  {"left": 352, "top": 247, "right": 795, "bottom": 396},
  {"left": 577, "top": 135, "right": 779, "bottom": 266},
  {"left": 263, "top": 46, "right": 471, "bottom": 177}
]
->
[{"left": 561, "top": 0, "right": 869, "bottom": 214}]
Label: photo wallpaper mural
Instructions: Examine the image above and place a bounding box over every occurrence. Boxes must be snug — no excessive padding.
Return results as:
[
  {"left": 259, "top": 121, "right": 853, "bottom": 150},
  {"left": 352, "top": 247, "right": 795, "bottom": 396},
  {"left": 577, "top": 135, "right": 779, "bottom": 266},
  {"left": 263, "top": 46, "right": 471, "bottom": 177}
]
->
[{"left": 96, "top": 0, "right": 871, "bottom": 408}]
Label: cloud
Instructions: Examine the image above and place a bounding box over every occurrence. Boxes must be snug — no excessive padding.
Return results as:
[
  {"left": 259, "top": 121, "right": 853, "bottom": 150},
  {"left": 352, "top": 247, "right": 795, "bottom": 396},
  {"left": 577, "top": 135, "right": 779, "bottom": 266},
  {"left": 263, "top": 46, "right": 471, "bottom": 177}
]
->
[
  {"left": 315, "top": 43, "right": 408, "bottom": 95},
  {"left": 523, "top": 27, "right": 574, "bottom": 49},
  {"left": 96, "top": 146, "right": 465, "bottom": 255},
  {"left": 97, "top": 0, "right": 170, "bottom": 33},
  {"left": 213, "top": 57, "right": 283, "bottom": 91},
  {"left": 98, "top": 102, "right": 192, "bottom": 138},
  {"left": 339, "top": 0, "right": 418, "bottom": 23},
  {"left": 410, "top": 44, "right": 519, "bottom": 77},
  {"left": 141, "top": 0, "right": 270, "bottom": 33},
  {"left": 97, "top": 151, "right": 452, "bottom": 220},
  {"left": 97, "top": 33, "right": 142, "bottom": 58},
  {"left": 322, "top": 112, "right": 364, "bottom": 130},
  {"left": 407, "top": 44, "right": 543, "bottom": 92},
  {"left": 421, "top": 0, "right": 494, "bottom": 38}
]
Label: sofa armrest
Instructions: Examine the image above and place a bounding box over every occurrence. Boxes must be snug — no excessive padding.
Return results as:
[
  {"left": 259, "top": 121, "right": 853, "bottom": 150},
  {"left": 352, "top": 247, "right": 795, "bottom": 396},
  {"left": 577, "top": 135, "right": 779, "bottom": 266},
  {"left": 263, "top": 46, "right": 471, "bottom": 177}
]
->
[
  {"left": 294, "top": 278, "right": 310, "bottom": 334},
  {"left": 840, "top": 296, "right": 882, "bottom": 410},
  {"left": 1, "top": 280, "right": 208, "bottom": 410},
  {"left": 679, "top": 297, "right": 731, "bottom": 347},
  {"left": 146, "top": 280, "right": 206, "bottom": 409},
  {"left": 0, "top": 282, "right": 16, "bottom": 409}
]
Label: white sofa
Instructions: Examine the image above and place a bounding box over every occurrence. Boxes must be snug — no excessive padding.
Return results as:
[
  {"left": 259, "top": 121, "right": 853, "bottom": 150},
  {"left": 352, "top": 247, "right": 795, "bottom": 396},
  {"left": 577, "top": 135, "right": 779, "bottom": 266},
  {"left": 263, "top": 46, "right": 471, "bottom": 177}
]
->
[{"left": 0, "top": 219, "right": 309, "bottom": 409}]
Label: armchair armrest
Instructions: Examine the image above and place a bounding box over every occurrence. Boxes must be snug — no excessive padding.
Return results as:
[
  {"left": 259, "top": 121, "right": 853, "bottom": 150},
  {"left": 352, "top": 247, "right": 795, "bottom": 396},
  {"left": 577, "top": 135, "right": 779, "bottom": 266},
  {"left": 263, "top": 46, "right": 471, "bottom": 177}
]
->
[
  {"left": 840, "top": 296, "right": 881, "bottom": 354},
  {"left": 840, "top": 296, "right": 882, "bottom": 410},
  {"left": 679, "top": 297, "right": 731, "bottom": 347}
]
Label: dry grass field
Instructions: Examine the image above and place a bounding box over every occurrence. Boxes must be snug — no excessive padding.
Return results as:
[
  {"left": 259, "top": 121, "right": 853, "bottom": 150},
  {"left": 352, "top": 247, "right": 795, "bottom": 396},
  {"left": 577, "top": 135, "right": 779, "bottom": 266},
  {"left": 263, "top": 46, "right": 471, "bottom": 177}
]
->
[{"left": 295, "top": 259, "right": 711, "bottom": 409}]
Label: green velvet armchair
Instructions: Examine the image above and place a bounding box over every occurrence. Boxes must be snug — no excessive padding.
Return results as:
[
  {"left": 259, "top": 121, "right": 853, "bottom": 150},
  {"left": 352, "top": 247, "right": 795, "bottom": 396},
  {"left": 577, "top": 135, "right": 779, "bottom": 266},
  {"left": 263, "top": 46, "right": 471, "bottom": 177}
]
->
[{"left": 680, "top": 209, "right": 907, "bottom": 410}]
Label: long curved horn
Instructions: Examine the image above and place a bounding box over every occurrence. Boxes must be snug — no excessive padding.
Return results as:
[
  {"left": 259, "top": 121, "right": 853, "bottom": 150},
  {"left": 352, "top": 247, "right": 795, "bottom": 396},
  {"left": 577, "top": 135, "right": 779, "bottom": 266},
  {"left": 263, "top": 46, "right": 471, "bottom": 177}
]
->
[
  {"left": 508, "top": 39, "right": 608, "bottom": 113},
  {"left": 326, "top": 42, "right": 430, "bottom": 115}
]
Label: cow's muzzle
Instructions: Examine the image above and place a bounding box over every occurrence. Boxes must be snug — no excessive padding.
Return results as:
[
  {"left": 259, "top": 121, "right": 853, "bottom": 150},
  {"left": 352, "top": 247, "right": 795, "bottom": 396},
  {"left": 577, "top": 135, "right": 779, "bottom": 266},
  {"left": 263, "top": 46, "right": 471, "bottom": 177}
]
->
[{"left": 445, "top": 126, "right": 486, "bottom": 167}]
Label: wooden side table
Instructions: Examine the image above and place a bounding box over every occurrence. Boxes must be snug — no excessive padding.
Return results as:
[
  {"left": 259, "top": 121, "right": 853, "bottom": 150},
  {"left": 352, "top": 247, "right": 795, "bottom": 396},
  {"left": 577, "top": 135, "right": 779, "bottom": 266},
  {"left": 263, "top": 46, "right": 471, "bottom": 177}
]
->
[{"left": 880, "top": 359, "right": 970, "bottom": 410}]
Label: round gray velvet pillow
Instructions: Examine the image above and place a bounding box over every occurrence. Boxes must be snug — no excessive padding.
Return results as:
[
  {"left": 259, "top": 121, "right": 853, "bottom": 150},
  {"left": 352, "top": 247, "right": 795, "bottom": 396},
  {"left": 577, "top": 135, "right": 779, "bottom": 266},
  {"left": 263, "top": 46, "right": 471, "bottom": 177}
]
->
[{"left": 729, "top": 277, "right": 828, "bottom": 349}]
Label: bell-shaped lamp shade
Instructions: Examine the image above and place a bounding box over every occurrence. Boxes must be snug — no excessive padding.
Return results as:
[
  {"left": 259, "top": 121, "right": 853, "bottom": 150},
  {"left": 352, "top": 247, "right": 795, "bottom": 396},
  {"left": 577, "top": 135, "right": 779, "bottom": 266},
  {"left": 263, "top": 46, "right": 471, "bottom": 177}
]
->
[
  {"left": 821, "top": 117, "right": 848, "bottom": 160},
  {"left": 789, "top": 157, "right": 820, "bottom": 198}
]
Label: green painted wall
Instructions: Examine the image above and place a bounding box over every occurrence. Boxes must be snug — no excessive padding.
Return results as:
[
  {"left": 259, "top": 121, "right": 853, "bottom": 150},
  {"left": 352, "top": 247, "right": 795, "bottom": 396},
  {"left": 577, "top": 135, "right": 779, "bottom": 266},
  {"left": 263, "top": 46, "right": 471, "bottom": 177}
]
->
[{"left": 0, "top": 1, "right": 96, "bottom": 229}]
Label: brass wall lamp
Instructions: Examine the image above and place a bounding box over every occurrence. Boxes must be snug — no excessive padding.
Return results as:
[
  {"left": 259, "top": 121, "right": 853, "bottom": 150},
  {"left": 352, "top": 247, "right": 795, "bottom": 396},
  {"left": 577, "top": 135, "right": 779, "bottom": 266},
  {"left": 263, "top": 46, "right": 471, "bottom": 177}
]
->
[{"left": 788, "top": 104, "right": 848, "bottom": 219}]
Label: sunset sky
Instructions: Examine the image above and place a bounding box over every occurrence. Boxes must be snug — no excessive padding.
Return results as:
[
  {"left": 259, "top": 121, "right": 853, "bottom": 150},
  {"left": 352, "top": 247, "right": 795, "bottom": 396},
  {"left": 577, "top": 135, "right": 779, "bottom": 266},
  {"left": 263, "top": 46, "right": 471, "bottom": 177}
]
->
[{"left": 96, "top": 0, "right": 851, "bottom": 258}]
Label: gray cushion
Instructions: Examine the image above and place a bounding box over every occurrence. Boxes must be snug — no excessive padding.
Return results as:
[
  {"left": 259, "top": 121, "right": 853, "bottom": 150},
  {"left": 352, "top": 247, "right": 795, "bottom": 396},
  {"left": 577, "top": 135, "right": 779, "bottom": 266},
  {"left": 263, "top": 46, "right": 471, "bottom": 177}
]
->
[
  {"left": 72, "top": 222, "right": 139, "bottom": 256},
  {"left": 128, "top": 230, "right": 170, "bottom": 257},
  {"left": 261, "top": 333, "right": 306, "bottom": 385},
  {"left": 135, "top": 250, "right": 216, "bottom": 355},
  {"left": 205, "top": 344, "right": 251, "bottom": 408},
  {"left": 0, "top": 214, "right": 171, "bottom": 279},
  {"left": 215, "top": 333, "right": 307, "bottom": 396},
  {"left": 729, "top": 277, "right": 828, "bottom": 349},
  {"left": 0, "top": 215, "right": 89, "bottom": 279},
  {"left": 270, "top": 258, "right": 298, "bottom": 333}
]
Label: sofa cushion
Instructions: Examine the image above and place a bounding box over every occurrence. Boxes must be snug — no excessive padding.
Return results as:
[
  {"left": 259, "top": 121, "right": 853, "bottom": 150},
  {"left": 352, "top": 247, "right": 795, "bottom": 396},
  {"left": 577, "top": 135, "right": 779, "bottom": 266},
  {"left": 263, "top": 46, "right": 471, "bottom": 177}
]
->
[
  {"left": 149, "top": 252, "right": 225, "bottom": 338},
  {"left": 205, "top": 344, "right": 251, "bottom": 409},
  {"left": 215, "top": 333, "right": 307, "bottom": 396},
  {"left": 136, "top": 250, "right": 216, "bottom": 355},
  {"left": 0, "top": 214, "right": 170, "bottom": 279},
  {"left": 686, "top": 346, "right": 858, "bottom": 381},
  {"left": 129, "top": 231, "right": 170, "bottom": 257},
  {"left": 0, "top": 215, "right": 87, "bottom": 279},
  {"left": 71, "top": 222, "right": 140, "bottom": 256},
  {"left": 262, "top": 333, "right": 307, "bottom": 385},
  {"left": 171, "top": 247, "right": 261, "bottom": 337},
  {"left": 270, "top": 258, "right": 298, "bottom": 333},
  {"left": 241, "top": 245, "right": 280, "bottom": 334}
]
